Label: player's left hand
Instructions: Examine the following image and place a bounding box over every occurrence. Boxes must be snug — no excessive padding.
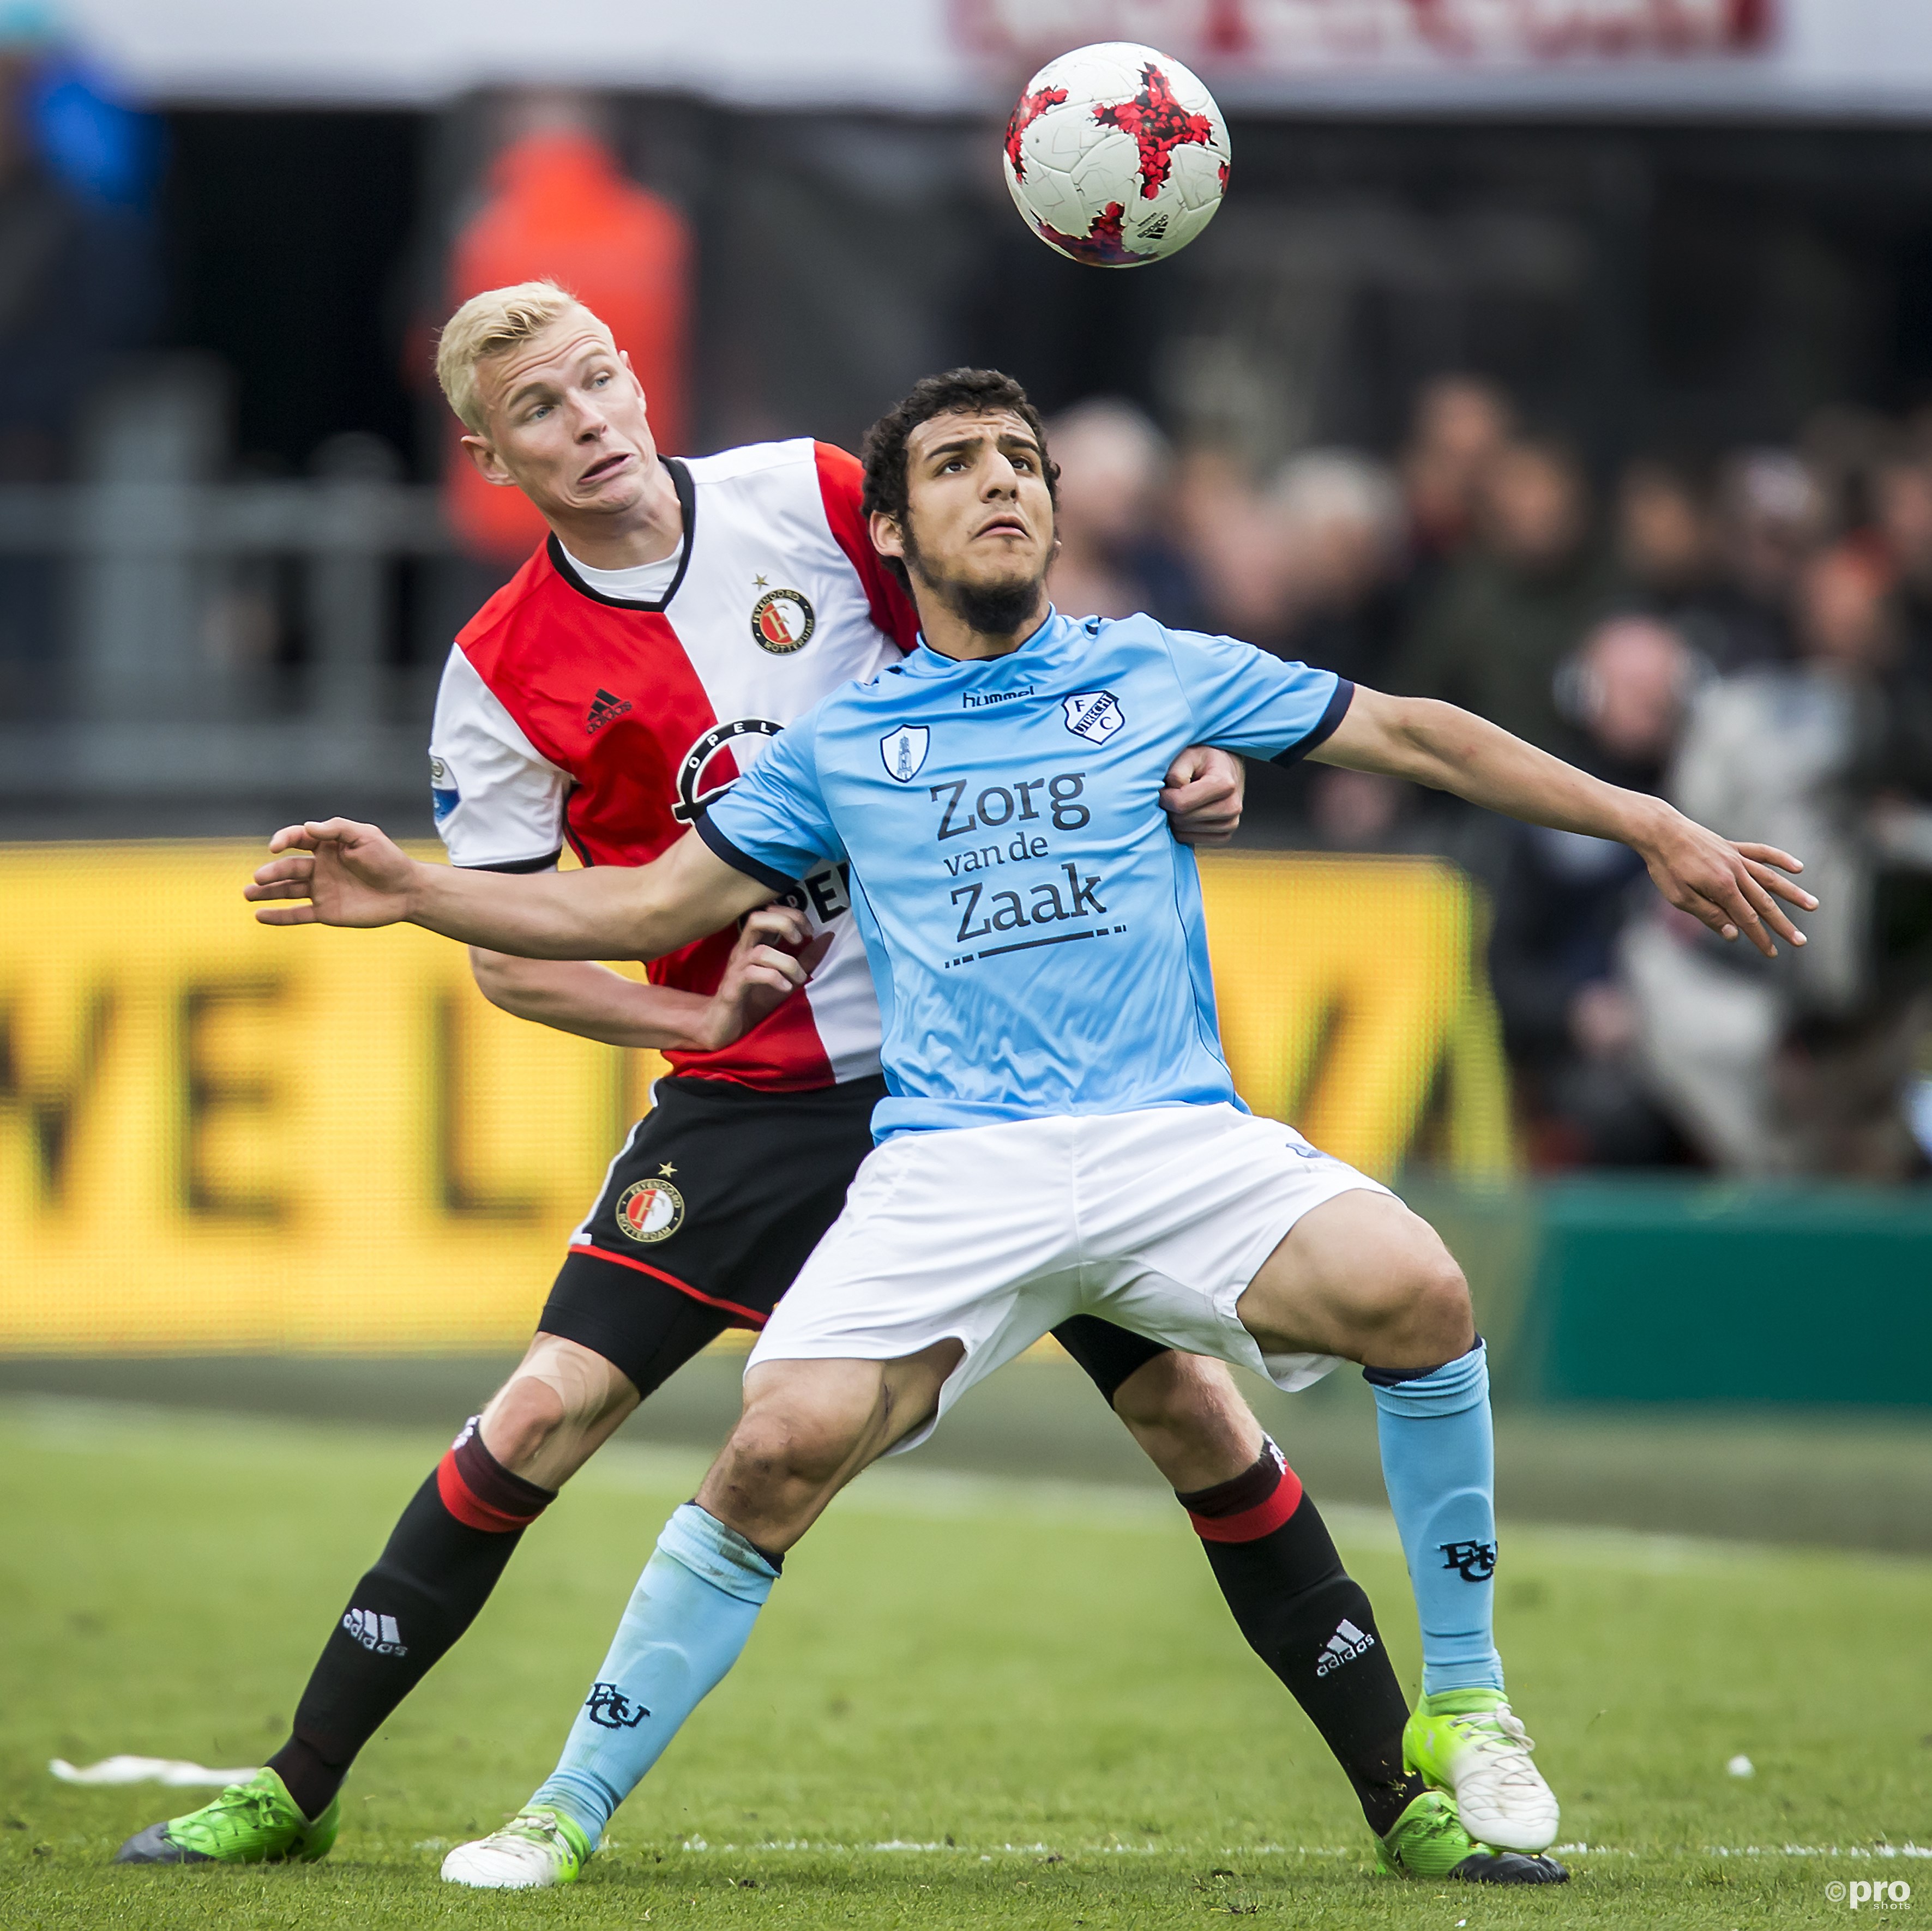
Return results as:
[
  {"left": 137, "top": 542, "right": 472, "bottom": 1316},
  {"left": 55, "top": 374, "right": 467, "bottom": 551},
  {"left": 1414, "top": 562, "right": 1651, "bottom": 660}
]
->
[
  {"left": 1638, "top": 810, "right": 1817, "bottom": 958},
  {"left": 1163, "top": 745, "right": 1243, "bottom": 846},
  {"left": 699, "top": 906, "right": 834, "bottom": 1051}
]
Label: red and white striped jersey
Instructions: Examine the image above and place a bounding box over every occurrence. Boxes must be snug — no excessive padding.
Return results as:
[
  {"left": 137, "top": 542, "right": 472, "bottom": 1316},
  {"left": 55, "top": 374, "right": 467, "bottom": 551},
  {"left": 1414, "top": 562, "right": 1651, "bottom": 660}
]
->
[{"left": 428, "top": 438, "right": 919, "bottom": 1092}]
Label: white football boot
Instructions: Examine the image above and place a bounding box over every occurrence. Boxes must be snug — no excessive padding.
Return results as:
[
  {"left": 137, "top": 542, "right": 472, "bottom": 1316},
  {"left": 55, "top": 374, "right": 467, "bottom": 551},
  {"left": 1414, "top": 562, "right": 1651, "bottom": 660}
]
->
[
  {"left": 1403, "top": 1690, "right": 1561, "bottom": 1853},
  {"left": 440, "top": 1806, "right": 591, "bottom": 1888}
]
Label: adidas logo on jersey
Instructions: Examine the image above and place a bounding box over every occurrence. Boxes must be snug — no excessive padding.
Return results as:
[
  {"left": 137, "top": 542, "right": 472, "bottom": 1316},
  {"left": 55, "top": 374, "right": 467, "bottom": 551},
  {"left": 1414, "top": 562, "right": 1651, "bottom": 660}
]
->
[
  {"left": 586, "top": 688, "right": 634, "bottom": 733},
  {"left": 1315, "top": 1616, "right": 1375, "bottom": 1677},
  {"left": 342, "top": 1608, "right": 407, "bottom": 1656}
]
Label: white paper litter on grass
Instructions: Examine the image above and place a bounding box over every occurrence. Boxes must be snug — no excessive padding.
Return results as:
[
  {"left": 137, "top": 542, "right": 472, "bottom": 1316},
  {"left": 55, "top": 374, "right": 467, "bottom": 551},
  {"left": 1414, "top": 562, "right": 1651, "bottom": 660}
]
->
[{"left": 50, "top": 1755, "right": 257, "bottom": 1788}]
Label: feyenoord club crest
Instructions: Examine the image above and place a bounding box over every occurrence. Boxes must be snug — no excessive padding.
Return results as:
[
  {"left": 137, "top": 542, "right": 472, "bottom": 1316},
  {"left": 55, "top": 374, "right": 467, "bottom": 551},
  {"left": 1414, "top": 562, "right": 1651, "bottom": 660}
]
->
[
  {"left": 615, "top": 1175, "right": 684, "bottom": 1244},
  {"left": 880, "top": 725, "right": 930, "bottom": 781},
  {"left": 1062, "top": 690, "right": 1125, "bottom": 744},
  {"left": 751, "top": 588, "right": 815, "bottom": 654}
]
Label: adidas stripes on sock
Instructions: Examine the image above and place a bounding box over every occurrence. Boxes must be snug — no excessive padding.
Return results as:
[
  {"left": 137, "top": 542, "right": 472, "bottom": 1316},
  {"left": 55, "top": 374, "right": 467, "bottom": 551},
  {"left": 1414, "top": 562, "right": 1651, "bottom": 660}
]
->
[
  {"left": 1178, "top": 1439, "right": 1422, "bottom": 1837},
  {"left": 267, "top": 1418, "right": 556, "bottom": 1820}
]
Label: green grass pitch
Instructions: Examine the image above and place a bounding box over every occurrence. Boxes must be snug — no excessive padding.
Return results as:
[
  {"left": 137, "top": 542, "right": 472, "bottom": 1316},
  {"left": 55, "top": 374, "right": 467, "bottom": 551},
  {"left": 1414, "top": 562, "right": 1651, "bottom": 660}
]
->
[{"left": 2, "top": 1396, "right": 1927, "bottom": 1929}]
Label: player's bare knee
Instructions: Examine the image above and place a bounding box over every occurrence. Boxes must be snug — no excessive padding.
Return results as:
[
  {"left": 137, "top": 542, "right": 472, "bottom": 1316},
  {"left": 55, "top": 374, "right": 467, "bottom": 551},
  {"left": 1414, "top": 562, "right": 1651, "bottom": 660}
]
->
[
  {"left": 478, "top": 1374, "right": 569, "bottom": 1473},
  {"left": 1112, "top": 1351, "right": 1246, "bottom": 1437},
  {"left": 479, "top": 1333, "right": 636, "bottom": 1479},
  {"left": 1110, "top": 1351, "right": 1262, "bottom": 1490},
  {"left": 723, "top": 1402, "right": 860, "bottom": 1498},
  {"left": 1383, "top": 1249, "right": 1473, "bottom": 1367}
]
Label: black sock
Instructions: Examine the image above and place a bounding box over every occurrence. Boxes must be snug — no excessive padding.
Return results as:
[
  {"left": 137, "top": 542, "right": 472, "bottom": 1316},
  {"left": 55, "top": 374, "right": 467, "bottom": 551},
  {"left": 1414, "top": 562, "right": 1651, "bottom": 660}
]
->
[
  {"left": 1178, "top": 1441, "right": 1424, "bottom": 1838},
  {"left": 266, "top": 1422, "right": 555, "bottom": 1821}
]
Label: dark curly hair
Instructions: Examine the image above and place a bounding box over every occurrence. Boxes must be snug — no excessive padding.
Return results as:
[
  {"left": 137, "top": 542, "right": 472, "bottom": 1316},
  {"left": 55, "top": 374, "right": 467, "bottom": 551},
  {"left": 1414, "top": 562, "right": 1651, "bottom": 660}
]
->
[{"left": 859, "top": 368, "right": 1058, "bottom": 588}]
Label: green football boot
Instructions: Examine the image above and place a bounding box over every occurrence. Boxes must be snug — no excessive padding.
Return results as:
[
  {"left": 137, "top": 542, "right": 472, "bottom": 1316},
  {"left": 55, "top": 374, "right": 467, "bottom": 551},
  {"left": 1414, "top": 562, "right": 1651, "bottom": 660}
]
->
[
  {"left": 114, "top": 1767, "right": 339, "bottom": 1866},
  {"left": 1404, "top": 1687, "right": 1561, "bottom": 1852},
  {"left": 440, "top": 1806, "right": 593, "bottom": 1888},
  {"left": 1374, "top": 1789, "right": 1569, "bottom": 1885}
]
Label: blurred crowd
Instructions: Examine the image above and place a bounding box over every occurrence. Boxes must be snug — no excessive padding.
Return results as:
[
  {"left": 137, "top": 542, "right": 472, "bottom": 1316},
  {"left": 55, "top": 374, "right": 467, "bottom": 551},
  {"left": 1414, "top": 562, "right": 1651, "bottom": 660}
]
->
[
  {"left": 1045, "top": 382, "right": 1932, "bottom": 1181},
  {"left": 3, "top": 35, "right": 1926, "bottom": 1183},
  {"left": 0, "top": 3, "right": 161, "bottom": 666}
]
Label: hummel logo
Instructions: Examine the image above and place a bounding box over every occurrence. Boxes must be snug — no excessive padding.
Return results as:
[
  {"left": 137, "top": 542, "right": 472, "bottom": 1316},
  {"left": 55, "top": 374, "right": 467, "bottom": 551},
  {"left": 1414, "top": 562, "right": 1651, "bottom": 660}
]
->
[
  {"left": 586, "top": 688, "right": 633, "bottom": 733},
  {"left": 342, "top": 1608, "right": 407, "bottom": 1656},
  {"left": 585, "top": 1681, "right": 649, "bottom": 1729},
  {"left": 1439, "top": 1538, "right": 1498, "bottom": 1582},
  {"left": 1315, "top": 1616, "right": 1376, "bottom": 1677}
]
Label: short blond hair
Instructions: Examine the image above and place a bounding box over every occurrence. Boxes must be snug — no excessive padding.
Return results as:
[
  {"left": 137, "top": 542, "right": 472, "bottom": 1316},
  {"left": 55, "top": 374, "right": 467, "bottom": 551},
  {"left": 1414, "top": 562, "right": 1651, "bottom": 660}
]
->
[{"left": 435, "top": 279, "right": 599, "bottom": 435}]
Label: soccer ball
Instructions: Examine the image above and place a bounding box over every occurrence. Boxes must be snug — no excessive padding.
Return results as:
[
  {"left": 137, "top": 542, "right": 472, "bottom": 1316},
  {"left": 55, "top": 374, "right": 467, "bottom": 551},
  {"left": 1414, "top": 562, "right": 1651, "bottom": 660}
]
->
[{"left": 1002, "top": 42, "right": 1230, "bottom": 269}]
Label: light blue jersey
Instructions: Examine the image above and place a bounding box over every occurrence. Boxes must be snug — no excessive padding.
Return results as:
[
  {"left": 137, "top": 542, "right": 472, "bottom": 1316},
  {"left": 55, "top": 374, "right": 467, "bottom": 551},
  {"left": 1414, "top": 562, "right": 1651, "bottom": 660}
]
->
[{"left": 698, "top": 609, "right": 1350, "bottom": 1139}]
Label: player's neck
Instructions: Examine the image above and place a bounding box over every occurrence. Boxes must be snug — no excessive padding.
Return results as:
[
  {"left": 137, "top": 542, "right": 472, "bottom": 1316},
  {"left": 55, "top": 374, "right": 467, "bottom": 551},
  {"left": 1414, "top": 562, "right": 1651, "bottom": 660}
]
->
[
  {"left": 546, "top": 457, "right": 684, "bottom": 572},
  {"left": 911, "top": 580, "right": 1052, "bottom": 662}
]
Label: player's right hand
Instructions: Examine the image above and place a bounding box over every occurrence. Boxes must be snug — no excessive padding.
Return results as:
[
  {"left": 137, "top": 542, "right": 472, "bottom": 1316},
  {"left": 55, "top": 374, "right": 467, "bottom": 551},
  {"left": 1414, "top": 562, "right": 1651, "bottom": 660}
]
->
[
  {"left": 699, "top": 906, "right": 833, "bottom": 1049},
  {"left": 245, "top": 818, "right": 421, "bottom": 928}
]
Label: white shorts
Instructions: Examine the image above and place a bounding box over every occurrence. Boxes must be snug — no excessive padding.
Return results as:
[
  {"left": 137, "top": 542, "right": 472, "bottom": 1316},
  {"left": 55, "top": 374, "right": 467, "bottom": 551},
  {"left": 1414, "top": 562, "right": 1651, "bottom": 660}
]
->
[{"left": 746, "top": 1104, "right": 1390, "bottom": 1454}]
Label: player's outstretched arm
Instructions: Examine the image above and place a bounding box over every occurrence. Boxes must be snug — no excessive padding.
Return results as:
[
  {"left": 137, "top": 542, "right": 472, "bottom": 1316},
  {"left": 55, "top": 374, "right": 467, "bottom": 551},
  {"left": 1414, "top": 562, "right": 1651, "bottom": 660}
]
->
[
  {"left": 245, "top": 818, "right": 774, "bottom": 962},
  {"left": 1312, "top": 686, "right": 1820, "bottom": 958}
]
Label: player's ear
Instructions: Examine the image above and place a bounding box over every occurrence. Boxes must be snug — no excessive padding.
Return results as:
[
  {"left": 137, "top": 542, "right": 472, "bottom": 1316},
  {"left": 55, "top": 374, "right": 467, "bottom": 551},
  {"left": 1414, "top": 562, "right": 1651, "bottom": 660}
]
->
[
  {"left": 461, "top": 433, "right": 515, "bottom": 488},
  {"left": 869, "top": 509, "right": 905, "bottom": 562}
]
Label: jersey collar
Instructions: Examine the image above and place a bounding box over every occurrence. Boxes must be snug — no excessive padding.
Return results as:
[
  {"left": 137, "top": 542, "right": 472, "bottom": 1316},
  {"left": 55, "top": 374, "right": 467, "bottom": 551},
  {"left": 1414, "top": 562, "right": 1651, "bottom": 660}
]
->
[
  {"left": 545, "top": 456, "right": 696, "bottom": 613},
  {"left": 902, "top": 605, "right": 1069, "bottom": 680}
]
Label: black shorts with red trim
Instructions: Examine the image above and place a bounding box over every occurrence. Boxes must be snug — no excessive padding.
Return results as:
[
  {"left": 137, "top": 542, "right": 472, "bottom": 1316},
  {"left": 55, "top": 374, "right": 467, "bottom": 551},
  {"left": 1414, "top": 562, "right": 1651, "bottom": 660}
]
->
[{"left": 538, "top": 1071, "right": 1171, "bottom": 1405}]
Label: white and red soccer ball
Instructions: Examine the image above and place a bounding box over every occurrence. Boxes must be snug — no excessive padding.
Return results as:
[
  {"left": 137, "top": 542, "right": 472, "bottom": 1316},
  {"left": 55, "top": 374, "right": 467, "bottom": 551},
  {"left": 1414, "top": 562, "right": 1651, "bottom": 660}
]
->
[{"left": 1003, "top": 42, "right": 1231, "bottom": 269}]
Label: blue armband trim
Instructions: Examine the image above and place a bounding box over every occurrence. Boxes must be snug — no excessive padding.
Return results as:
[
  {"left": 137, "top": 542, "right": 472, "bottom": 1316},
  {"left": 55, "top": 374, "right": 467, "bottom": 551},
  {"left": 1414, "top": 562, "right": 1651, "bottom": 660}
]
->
[
  {"left": 694, "top": 812, "right": 796, "bottom": 896},
  {"left": 1270, "top": 677, "right": 1355, "bottom": 767}
]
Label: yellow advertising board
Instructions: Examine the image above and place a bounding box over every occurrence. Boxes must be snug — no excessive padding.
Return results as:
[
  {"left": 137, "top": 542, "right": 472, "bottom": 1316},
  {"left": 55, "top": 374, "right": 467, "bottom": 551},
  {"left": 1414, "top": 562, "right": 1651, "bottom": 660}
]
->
[{"left": 0, "top": 843, "right": 1512, "bottom": 1355}]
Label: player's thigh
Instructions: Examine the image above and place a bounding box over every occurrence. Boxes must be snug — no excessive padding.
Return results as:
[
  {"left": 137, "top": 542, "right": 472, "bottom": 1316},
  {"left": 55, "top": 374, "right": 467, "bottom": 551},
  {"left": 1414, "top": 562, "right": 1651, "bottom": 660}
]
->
[
  {"left": 749, "top": 1118, "right": 1084, "bottom": 1457},
  {"left": 1236, "top": 1187, "right": 1471, "bottom": 1365},
  {"left": 1077, "top": 1106, "right": 1386, "bottom": 1375}
]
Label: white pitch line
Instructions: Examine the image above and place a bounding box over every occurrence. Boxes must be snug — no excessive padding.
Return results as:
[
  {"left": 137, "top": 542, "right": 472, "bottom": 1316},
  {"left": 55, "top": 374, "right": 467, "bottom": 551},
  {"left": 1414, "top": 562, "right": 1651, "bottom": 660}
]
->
[
  {"left": 647, "top": 1839, "right": 1931, "bottom": 1862},
  {"left": 1706, "top": 1844, "right": 1932, "bottom": 1860}
]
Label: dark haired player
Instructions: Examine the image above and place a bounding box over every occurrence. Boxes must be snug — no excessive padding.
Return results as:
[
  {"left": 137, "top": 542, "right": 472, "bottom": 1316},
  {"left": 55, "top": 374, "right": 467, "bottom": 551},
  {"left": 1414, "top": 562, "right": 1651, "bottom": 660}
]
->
[
  {"left": 243, "top": 369, "right": 1804, "bottom": 1888},
  {"left": 123, "top": 293, "right": 1516, "bottom": 1886}
]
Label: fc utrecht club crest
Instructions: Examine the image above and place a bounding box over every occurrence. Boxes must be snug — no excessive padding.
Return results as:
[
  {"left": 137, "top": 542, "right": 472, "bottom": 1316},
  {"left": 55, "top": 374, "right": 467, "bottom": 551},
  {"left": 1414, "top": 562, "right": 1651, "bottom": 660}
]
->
[
  {"left": 880, "top": 725, "right": 930, "bottom": 781},
  {"left": 751, "top": 588, "right": 815, "bottom": 654},
  {"left": 1062, "top": 691, "right": 1124, "bottom": 744},
  {"left": 616, "top": 1176, "right": 684, "bottom": 1244}
]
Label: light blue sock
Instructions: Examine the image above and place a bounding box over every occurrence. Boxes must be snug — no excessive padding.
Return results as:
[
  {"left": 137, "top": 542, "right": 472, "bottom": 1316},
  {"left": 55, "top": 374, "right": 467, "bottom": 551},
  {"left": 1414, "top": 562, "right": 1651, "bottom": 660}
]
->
[
  {"left": 531, "top": 1502, "right": 778, "bottom": 1844},
  {"left": 1368, "top": 1339, "right": 1504, "bottom": 1698}
]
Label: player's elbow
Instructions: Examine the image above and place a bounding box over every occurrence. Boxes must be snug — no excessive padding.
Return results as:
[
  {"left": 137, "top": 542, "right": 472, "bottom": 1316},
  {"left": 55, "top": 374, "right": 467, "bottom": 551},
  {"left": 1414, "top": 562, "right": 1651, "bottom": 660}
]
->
[
  {"left": 469, "top": 946, "right": 542, "bottom": 1012},
  {"left": 1374, "top": 694, "right": 1467, "bottom": 789},
  {"left": 616, "top": 889, "right": 681, "bottom": 964}
]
